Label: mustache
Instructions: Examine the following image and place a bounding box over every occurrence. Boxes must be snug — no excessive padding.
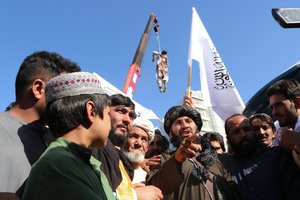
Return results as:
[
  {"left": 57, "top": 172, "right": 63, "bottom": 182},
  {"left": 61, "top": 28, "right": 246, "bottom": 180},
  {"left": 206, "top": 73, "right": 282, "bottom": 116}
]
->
[
  {"left": 116, "top": 123, "right": 129, "bottom": 131},
  {"left": 258, "top": 135, "right": 268, "bottom": 139},
  {"left": 256, "top": 132, "right": 270, "bottom": 139},
  {"left": 179, "top": 127, "right": 192, "bottom": 132}
]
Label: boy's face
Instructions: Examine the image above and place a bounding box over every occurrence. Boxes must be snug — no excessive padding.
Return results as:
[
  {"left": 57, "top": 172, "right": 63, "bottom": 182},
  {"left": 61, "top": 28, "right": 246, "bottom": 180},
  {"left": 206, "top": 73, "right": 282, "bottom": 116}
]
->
[{"left": 94, "top": 106, "right": 111, "bottom": 148}]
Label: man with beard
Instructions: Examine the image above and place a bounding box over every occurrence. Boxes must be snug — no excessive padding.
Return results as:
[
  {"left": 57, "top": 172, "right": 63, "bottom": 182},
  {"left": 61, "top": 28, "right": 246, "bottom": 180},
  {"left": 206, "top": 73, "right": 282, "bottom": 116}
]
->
[
  {"left": 146, "top": 129, "right": 169, "bottom": 158},
  {"left": 144, "top": 129, "right": 169, "bottom": 171},
  {"left": 122, "top": 118, "right": 155, "bottom": 184},
  {"left": 92, "top": 94, "right": 163, "bottom": 200},
  {"left": 147, "top": 105, "right": 241, "bottom": 200},
  {"left": 220, "top": 114, "right": 300, "bottom": 200},
  {"left": 266, "top": 79, "right": 300, "bottom": 165}
]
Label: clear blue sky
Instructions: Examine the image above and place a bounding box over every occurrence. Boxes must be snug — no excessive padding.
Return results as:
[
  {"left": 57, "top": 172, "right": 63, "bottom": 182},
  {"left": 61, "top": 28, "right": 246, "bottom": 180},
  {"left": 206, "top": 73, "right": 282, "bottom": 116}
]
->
[{"left": 1, "top": 1, "right": 300, "bottom": 122}]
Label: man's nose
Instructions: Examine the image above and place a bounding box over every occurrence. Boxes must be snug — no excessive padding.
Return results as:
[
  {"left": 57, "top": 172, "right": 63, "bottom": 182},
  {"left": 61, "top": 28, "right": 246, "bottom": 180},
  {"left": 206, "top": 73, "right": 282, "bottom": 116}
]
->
[
  {"left": 135, "top": 137, "right": 143, "bottom": 145},
  {"left": 271, "top": 106, "right": 278, "bottom": 117},
  {"left": 258, "top": 127, "right": 265, "bottom": 135},
  {"left": 133, "top": 141, "right": 143, "bottom": 151},
  {"left": 153, "top": 142, "right": 159, "bottom": 149},
  {"left": 122, "top": 114, "right": 131, "bottom": 125},
  {"left": 240, "top": 130, "right": 247, "bottom": 138},
  {"left": 181, "top": 121, "right": 190, "bottom": 128}
]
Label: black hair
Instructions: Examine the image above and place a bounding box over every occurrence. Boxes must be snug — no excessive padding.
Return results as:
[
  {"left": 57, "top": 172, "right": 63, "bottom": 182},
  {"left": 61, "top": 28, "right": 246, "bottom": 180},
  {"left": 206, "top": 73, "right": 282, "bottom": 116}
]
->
[
  {"left": 266, "top": 79, "right": 300, "bottom": 101},
  {"left": 15, "top": 51, "right": 81, "bottom": 101},
  {"left": 110, "top": 94, "right": 136, "bottom": 118},
  {"left": 46, "top": 94, "right": 110, "bottom": 137},
  {"left": 202, "top": 132, "right": 226, "bottom": 152},
  {"left": 249, "top": 113, "right": 275, "bottom": 130},
  {"left": 154, "top": 128, "right": 170, "bottom": 153}
]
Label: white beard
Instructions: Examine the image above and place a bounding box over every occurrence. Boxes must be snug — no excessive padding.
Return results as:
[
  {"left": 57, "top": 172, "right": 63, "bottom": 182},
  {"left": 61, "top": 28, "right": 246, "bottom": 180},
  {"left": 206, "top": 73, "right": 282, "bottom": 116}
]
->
[{"left": 123, "top": 152, "right": 145, "bottom": 164}]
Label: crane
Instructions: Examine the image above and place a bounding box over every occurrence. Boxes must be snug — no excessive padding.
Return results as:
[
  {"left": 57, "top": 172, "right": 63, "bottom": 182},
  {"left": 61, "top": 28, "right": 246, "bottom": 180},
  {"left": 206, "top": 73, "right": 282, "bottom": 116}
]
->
[{"left": 122, "top": 13, "right": 159, "bottom": 98}]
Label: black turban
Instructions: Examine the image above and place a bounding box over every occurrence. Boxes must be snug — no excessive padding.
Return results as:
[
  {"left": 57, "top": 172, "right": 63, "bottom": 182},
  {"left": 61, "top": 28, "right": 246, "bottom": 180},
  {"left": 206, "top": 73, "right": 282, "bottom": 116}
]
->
[{"left": 164, "top": 105, "right": 203, "bottom": 135}]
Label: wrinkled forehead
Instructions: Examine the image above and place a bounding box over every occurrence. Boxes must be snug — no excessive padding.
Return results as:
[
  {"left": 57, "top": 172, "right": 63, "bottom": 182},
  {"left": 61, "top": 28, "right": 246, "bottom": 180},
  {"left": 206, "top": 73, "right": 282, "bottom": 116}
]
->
[{"left": 130, "top": 126, "right": 148, "bottom": 137}]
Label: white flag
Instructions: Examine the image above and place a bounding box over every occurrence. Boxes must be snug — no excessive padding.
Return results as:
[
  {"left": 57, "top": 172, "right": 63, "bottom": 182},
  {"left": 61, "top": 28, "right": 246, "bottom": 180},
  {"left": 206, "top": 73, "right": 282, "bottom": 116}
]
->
[{"left": 188, "top": 7, "right": 245, "bottom": 121}]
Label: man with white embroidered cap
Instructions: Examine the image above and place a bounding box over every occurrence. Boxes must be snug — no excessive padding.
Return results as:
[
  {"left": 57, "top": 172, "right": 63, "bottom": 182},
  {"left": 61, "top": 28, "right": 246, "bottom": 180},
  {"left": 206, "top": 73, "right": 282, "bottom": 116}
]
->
[
  {"left": 22, "top": 72, "right": 116, "bottom": 200},
  {"left": 122, "top": 118, "right": 155, "bottom": 184}
]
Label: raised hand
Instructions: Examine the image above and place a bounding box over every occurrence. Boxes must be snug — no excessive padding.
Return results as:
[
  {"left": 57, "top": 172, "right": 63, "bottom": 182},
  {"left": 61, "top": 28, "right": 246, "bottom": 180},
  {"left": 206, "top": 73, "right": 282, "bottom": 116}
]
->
[{"left": 174, "top": 134, "right": 201, "bottom": 163}]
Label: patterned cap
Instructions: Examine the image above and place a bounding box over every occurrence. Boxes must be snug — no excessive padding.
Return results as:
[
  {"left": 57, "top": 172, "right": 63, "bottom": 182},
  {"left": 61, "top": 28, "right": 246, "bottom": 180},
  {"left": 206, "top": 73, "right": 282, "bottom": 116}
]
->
[
  {"left": 45, "top": 72, "right": 105, "bottom": 104},
  {"left": 164, "top": 105, "right": 202, "bottom": 134},
  {"left": 133, "top": 118, "right": 155, "bottom": 143}
]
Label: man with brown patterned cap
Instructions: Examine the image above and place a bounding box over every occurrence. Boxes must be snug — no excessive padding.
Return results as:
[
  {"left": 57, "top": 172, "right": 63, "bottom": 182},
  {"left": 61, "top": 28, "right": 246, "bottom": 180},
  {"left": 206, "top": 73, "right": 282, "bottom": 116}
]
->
[{"left": 147, "top": 105, "right": 241, "bottom": 200}]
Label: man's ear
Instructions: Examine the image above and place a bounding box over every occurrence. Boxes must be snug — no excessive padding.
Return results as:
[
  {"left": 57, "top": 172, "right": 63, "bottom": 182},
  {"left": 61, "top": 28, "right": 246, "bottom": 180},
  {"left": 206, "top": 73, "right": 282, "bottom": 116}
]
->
[
  {"left": 86, "top": 101, "right": 96, "bottom": 123},
  {"left": 32, "top": 79, "right": 46, "bottom": 100}
]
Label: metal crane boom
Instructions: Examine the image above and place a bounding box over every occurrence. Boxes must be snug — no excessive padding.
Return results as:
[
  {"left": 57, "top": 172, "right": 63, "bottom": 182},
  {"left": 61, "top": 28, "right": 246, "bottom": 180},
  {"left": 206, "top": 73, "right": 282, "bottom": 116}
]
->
[{"left": 122, "top": 13, "right": 158, "bottom": 98}]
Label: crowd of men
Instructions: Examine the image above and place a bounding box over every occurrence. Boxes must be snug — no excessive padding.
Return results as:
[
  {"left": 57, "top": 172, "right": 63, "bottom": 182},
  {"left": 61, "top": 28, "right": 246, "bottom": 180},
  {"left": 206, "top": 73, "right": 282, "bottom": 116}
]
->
[{"left": 0, "top": 50, "right": 300, "bottom": 200}]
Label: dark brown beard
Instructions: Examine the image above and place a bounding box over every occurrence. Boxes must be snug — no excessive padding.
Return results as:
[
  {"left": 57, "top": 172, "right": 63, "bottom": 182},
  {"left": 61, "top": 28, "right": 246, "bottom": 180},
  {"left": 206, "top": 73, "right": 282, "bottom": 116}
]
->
[
  {"left": 230, "top": 137, "right": 258, "bottom": 158},
  {"left": 108, "top": 127, "right": 126, "bottom": 148},
  {"left": 169, "top": 132, "right": 184, "bottom": 149}
]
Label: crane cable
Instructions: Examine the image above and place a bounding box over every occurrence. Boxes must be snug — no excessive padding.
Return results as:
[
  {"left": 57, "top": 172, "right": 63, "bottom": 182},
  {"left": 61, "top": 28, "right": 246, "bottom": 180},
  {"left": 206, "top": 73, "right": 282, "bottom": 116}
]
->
[{"left": 153, "top": 24, "right": 161, "bottom": 53}]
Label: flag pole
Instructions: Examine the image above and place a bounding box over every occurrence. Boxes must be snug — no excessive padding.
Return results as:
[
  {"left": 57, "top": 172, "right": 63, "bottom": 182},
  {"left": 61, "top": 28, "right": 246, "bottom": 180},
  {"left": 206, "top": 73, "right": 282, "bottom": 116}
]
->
[{"left": 186, "top": 65, "right": 192, "bottom": 97}]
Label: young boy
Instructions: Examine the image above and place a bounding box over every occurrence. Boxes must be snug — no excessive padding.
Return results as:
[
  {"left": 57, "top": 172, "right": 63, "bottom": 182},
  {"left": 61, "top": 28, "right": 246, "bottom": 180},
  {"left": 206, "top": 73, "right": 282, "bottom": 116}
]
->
[{"left": 22, "top": 72, "right": 116, "bottom": 200}]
